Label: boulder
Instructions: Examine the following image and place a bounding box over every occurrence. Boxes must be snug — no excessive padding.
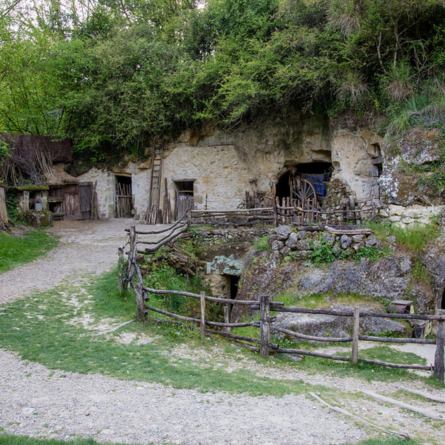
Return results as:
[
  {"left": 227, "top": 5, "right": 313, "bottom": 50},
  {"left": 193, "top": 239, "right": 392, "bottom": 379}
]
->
[
  {"left": 286, "top": 232, "right": 299, "bottom": 249},
  {"left": 274, "top": 305, "right": 407, "bottom": 338},
  {"left": 275, "top": 225, "right": 292, "bottom": 241},
  {"left": 271, "top": 240, "right": 284, "bottom": 252},
  {"left": 340, "top": 235, "right": 352, "bottom": 249}
]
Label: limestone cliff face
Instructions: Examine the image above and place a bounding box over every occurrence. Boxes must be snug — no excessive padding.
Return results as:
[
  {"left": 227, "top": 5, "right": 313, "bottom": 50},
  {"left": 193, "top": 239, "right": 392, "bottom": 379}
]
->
[{"left": 164, "top": 113, "right": 382, "bottom": 211}]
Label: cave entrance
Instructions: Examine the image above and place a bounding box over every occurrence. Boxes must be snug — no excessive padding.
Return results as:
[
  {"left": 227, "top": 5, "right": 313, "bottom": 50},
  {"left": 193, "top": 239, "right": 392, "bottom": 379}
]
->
[
  {"left": 223, "top": 274, "right": 240, "bottom": 323},
  {"left": 276, "top": 162, "right": 332, "bottom": 203},
  {"left": 441, "top": 288, "right": 445, "bottom": 309}
]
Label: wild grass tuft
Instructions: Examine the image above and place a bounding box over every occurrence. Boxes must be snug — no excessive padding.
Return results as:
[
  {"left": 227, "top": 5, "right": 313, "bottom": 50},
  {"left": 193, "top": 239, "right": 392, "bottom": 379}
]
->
[{"left": 0, "top": 230, "right": 58, "bottom": 273}]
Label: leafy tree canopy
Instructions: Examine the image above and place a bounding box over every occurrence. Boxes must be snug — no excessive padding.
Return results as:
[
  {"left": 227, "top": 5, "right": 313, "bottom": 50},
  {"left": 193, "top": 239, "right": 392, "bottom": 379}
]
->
[{"left": 1, "top": 0, "right": 445, "bottom": 161}]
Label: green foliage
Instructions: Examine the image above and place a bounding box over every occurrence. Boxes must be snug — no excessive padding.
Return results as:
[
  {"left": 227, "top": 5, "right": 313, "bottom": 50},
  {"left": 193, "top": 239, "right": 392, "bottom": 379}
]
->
[
  {"left": 356, "top": 346, "right": 426, "bottom": 365},
  {"left": 310, "top": 236, "right": 387, "bottom": 264},
  {"left": 368, "top": 221, "right": 441, "bottom": 252},
  {"left": 357, "top": 438, "right": 418, "bottom": 445},
  {"left": 253, "top": 235, "right": 270, "bottom": 252},
  {"left": 2, "top": 0, "right": 445, "bottom": 160},
  {"left": 310, "top": 237, "right": 336, "bottom": 264},
  {"left": 0, "top": 230, "right": 58, "bottom": 273}
]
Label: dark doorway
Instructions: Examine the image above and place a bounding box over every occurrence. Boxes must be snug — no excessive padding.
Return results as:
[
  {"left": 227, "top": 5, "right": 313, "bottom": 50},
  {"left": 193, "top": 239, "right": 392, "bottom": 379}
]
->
[
  {"left": 115, "top": 175, "right": 133, "bottom": 218},
  {"left": 174, "top": 180, "right": 194, "bottom": 220},
  {"left": 229, "top": 275, "right": 240, "bottom": 300},
  {"left": 276, "top": 162, "right": 332, "bottom": 200},
  {"left": 442, "top": 288, "right": 445, "bottom": 309}
]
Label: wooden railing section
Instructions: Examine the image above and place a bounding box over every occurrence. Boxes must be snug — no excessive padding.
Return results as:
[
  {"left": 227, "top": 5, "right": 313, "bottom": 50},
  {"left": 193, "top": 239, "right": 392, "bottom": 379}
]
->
[{"left": 189, "top": 201, "right": 380, "bottom": 227}]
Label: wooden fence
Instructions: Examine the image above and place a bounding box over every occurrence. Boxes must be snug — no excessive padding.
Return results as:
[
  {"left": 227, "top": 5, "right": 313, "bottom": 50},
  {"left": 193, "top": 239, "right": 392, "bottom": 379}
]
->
[
  {"left": 189, "top": 201, "right": 379, "bottom": 227},
  {"left": 121, "top": 219, "right": 444, "bottom": 382}
]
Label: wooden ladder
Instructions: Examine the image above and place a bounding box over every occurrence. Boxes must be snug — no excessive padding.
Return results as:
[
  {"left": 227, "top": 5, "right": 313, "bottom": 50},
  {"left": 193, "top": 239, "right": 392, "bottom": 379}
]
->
[{"left": 149, "top": 148, "right": 163, "bottom": 209}]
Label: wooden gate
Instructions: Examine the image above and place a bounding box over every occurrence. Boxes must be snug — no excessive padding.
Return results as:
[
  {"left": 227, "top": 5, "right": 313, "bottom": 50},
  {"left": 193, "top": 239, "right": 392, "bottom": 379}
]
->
[{"left": 115, "top": 176, "right": 133, "bottom": 218}]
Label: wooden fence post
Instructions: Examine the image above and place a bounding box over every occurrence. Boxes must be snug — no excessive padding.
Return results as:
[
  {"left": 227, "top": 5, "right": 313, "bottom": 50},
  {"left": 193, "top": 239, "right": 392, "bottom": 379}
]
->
[
  {"left": 260, "top": 294, "right": 271, "bottom": 357},
  {"left": 434, "top": 309, "right": 445, "bottom": 383},
  {"left": 223, "top": 304, "right": 231, "bottom": 333},
  {"left": 200, "top": 292, "right": 206, "bottom": 341},
  {"left": 351, "top": 307, "right": 360, "bottom": 365}
]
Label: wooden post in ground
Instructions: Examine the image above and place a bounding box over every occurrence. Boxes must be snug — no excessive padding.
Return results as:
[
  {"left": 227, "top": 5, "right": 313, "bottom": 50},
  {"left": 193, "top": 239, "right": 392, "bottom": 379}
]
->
[
  {"left": 434, "top": 309, "right": 445, "bottom": 382},
  {"left": 200, "top": 292, "right": 206, "bottom": 341},
  {"left": 260, "top": 294, "right": 271, "bottom": 357},
  {"left": 351, "top": 307, "right": 360, "bottom": 365},
  {"left": 223, "top": 304, "right": 231, "bottom": 333}
]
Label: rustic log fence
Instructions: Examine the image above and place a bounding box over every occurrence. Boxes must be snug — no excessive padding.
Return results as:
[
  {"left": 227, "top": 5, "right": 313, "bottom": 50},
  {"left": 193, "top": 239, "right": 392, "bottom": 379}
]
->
[{"left": 189, "top": 202, "right": 379, "bottom": 227}]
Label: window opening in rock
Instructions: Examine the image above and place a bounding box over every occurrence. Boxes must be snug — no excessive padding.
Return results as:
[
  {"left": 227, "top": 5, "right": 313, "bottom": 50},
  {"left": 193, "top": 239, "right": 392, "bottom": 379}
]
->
[
  {"left": 442, "top": 288, "right": 445, "bottom": 309},
  {"left": 115, "top": 175, "right": 133, "bottom": 218},
  {"left": 174, "top": 180, "right": 195, "bottom": 220}
]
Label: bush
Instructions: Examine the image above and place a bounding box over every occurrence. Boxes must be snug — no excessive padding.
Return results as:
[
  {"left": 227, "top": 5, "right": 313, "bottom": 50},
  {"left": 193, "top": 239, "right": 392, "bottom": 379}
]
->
[{"left": 254, "top": 235, "right": 270, "bottom": 252}]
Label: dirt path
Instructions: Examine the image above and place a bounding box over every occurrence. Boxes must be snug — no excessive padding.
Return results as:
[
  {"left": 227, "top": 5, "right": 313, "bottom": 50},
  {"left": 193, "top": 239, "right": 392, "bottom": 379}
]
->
[
  {"left": 0, "top": 349, "right": 364, "bottom": 445},
  {"left": 0, "top": 220, "right": 443, "bottom": 444},
  {"left": 0, "top": 219, "right": 135, "bottom": 304}
]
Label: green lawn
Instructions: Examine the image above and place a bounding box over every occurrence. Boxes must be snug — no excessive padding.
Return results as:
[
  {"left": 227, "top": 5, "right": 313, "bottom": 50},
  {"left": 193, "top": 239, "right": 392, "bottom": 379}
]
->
[
  {"left": 0, "top": 230, "right": 58, "bottom": 273},
  {"left": 0, "top": 271, "right": 316, "bottom": 396}
]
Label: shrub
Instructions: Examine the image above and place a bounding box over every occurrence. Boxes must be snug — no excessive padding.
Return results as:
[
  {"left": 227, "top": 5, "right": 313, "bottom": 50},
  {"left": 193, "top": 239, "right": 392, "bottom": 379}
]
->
[{"left": 254, "top": 235, "right": 270, "bottom": 252}]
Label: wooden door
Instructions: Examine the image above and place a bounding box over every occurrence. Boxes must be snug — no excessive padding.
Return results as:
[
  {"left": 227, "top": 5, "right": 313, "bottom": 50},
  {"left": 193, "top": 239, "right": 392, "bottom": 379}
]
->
[
  {"left": 63, "top": 184, "right": 81, "bottom": 220},
  {"left": 175, "top": 193, "right": 194, "bottom": 220},
  {"left": 79, "top": 182, "right": 93, "bottom": 220}
]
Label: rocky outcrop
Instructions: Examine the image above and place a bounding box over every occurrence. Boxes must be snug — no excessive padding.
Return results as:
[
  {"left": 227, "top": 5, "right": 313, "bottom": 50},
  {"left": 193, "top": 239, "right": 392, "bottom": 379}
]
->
[
  {"left": 380, "top": 127, "right": 445, "bottom": 206},
  {"left": 274, "top": 306, "right": 408, "bottom": 338}
]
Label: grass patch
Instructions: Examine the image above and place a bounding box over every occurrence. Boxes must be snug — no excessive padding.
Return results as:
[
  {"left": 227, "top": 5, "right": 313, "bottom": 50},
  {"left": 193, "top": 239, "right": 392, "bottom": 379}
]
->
[
  {"left": 0, "top": 435, "right": 127, "bottom": 445},
  {"left": 0, "top": 230, "right": 58, "bottom": 273},
  {"left": 253, "top": 235, "right": 270, "bottom": 252},
  {"left": 367, "top": 221, "right": 440, "bottom": 252},
  {"left": 357, "top": 438, "right": 418, "bottom": 445},
  {"left": 352, "top": 346, "right": 426, "bottom": 366},
  {"left": 0, "top": 270, "right": 315, "bottom": 397}
]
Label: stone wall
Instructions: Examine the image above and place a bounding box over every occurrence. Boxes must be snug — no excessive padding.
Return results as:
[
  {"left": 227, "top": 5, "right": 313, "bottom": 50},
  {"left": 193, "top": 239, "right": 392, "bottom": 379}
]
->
[
  {"left": 379, "top": 204, "right": 445, "bottom": 227},
  {"left": 270, "top": 225, "right": 380, "bottom": 260},
  {"left": 78, "top": 162, "right": 151, "bottom": 219}
]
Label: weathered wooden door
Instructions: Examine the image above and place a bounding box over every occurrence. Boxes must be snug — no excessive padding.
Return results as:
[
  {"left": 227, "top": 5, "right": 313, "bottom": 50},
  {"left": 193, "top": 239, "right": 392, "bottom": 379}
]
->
[
  {"left": 63, "top": 184, "right": 81, "bottom": 219},
  {"left": 175, "top": 193, "right": 194, "bottom": 220},
  {"left": 79, "top": 182, "right": 93, "bottom": 220}
]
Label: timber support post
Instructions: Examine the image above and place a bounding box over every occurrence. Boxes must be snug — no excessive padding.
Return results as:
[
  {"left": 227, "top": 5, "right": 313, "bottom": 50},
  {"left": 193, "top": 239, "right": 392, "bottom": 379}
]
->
[
  {"left": 223, "top": 304, "right": 231, "bottom": 333},
  {"left": 260, "top": 294, "right": 271, "bottom": 357},
  {"left": 434, "top": 309, "right": 445, "bottom": 383},
  {"left": 351, "top": 307, "right": 360, "bottom": 365},
  {"left": 200, "top": 292, "right": 206, "bottom": 341}
]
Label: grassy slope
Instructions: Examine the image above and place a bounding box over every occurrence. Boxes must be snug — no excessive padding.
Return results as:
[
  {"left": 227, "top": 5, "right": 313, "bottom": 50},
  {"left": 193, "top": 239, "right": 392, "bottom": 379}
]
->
[
  {"left": 0, "top": 271, "right": 314, "bottom": 396},
  {"left": 0, "top": 230, "right": 58, "bottom": 273},
  {"left": 0, "top": 269, "right": 436, "bottom": 391}
]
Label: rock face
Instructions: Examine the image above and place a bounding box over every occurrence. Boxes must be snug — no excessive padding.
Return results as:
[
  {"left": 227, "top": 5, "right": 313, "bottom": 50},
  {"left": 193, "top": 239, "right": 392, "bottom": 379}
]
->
[
  {"left": 297, "top": 256, "right": 412, "bottom": 300},
  {"left": 380, "top": 127, "right": 445, "bottom": 206},
  {"left": 274, "top": 307, "right": 407, "bottom": 337}
]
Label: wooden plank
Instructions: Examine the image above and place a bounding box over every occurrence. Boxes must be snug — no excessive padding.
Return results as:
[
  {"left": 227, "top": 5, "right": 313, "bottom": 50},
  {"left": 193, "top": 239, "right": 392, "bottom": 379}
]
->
[
  {"left": 359, "top": 335, "right": 435, "bottom": 345},
  {"left": 273, "top": 326, "right": 352, "bottom": 343}
]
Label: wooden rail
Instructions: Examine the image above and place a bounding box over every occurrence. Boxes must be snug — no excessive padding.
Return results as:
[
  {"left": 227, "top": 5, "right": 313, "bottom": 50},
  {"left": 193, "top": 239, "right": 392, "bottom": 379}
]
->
[{"left": 120, "top": 222, "right": 445, "bottom": 382}]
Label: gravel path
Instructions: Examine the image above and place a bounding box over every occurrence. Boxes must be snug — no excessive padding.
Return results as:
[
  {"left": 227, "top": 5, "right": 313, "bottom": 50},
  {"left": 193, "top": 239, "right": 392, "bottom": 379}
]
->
[
  {"left": 1, "top": 220, "right": 441, "bottom": 444},
  {"left": 0, "top": 219, "right": 133, "bottom": 304},
  {"left": 0, "top": 349, "right": 365, "bottom": 445}
]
